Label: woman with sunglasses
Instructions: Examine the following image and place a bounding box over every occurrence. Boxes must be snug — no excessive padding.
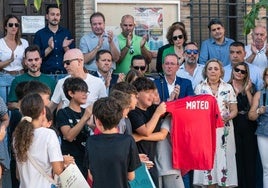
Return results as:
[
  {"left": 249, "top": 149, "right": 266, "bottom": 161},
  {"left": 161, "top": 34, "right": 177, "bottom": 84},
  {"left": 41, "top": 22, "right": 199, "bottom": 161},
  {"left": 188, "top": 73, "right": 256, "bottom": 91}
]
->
[
  {"left": 162, "top": 24, "right": 187, "bottom": 66},
  {"left": 0, "top": 15, "right": 28, "bottom": 101},
  {"left": 249, "top": 67, "right": 268, "bottom": 188},
  {"left": 193, "top": 59, "right": 238, "bottom": 188},
  {"left": 229, "top": 62, "right": 257, "bottom": 188}
]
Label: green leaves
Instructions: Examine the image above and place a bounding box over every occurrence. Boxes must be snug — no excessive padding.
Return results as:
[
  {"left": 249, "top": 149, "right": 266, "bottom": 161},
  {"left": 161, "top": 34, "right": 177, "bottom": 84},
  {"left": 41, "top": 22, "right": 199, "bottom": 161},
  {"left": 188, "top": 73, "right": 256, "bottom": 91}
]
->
[
  {"left": 243, "top": 0, "right": 268, "bottom": 35},
  {"left": 24, "top": 0, "right": 61, "bottom": 11}
]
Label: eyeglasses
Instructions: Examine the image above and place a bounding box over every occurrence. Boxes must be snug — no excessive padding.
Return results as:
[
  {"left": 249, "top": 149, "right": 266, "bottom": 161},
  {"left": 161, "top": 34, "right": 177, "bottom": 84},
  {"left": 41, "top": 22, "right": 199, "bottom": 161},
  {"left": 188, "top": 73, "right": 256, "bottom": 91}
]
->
[
  {"left": 185, "top": 49, "right": 199, "bottom": 55},
  {"left": 8, "top": 23, "right": 19, "bottom": 28},
  {"left": 234, "top": 68, "right": 247, "bottom": 74},
  {"left": 172, "top": 35, "right": 184, "bottom": 41},
  {"left": 133, "top": 66, "right": 146, "bottom": 71},
  {"left": 63, "top": 58, "right": 80, "bottom": 65}
]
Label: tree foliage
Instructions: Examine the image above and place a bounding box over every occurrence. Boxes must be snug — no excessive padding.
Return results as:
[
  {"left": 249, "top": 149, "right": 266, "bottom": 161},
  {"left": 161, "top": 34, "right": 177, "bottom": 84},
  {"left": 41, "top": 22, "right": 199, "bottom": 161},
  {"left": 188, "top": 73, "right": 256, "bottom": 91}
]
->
[
  {"left": 244, "top": 0, "right": 268, "bottom": 35},
  {"left": 24, "top": 0, "right": 61, "bottom": 11}
]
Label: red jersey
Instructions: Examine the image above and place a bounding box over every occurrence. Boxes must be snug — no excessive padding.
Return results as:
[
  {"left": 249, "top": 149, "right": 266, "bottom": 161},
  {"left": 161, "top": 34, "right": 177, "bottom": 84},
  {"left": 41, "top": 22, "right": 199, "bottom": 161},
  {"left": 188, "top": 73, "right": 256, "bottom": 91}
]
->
[{"left": 166, "top": 94, "right": 223, "bottom": 170}]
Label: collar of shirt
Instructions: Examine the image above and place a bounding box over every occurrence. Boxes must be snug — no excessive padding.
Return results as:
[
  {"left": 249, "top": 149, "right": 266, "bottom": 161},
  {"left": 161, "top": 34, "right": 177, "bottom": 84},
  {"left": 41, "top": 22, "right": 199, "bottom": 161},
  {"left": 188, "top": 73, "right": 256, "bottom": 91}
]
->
[
  {"left": 89, "top": 31, "right": 108, "bottom": 39},
  {"left": 165, "top": 76, "right": 176, "bottom": 96}
]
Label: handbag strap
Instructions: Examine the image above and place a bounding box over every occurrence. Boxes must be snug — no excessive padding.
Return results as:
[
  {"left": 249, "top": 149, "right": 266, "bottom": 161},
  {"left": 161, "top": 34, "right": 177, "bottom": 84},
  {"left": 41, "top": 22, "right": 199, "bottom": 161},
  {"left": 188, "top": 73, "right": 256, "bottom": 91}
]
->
[{"left": 27, "top": 152, "right": 57, "bottom": 185}]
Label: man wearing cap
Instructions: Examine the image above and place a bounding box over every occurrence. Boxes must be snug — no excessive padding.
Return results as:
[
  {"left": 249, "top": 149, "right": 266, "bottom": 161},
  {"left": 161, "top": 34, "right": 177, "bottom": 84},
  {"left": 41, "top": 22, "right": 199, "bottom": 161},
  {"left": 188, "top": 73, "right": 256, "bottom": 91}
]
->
[{"left": 199, "top": 18, "right": 234, "bottom": 66}]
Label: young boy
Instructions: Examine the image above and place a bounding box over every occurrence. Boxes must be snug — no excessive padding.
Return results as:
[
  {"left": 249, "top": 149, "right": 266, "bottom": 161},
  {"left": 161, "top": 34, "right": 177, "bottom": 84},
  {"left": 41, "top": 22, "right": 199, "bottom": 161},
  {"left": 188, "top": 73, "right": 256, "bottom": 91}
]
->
[
  {"left": 56, "top": 77, "right": 93, "bottom": 177},
  {"left": 128, "top": 77, "right": 166, "bottom": 187},
  {"left": 84, "top": 97, "right": 141, "bottom": 188}
]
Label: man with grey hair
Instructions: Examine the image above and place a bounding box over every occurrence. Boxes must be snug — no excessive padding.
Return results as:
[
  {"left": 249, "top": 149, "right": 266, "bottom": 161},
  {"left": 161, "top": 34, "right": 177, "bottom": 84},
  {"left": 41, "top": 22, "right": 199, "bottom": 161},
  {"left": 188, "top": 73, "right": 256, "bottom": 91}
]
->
[{"left": 245, "top": 25, "right": 268, "bottom": 70}]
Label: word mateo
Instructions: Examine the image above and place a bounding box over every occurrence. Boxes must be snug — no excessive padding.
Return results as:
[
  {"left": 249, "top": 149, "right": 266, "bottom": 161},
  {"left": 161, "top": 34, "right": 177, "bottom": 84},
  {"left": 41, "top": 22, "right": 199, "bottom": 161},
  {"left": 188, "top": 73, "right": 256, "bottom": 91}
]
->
[{"left": 186, "top": 100, "right": 209, "bottom": 109}]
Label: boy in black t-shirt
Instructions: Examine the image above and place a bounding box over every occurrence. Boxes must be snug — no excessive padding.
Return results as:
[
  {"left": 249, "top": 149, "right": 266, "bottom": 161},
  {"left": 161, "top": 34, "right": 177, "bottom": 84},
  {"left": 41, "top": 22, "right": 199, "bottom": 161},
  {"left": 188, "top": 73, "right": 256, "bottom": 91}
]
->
[
  {"left": 128, "top": 77, "right": 166, "bottom": 187},
  {"left": 56, "top": 77, "right": 93, "bottom": 177},
  {"left": 84, "top": 97, "right": 141, "bottom": 188}
]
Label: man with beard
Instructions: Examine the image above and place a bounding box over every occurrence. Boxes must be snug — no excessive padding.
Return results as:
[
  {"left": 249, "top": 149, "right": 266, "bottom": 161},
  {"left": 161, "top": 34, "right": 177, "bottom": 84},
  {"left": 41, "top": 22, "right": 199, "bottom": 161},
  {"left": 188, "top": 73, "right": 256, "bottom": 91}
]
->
[
  {"left": 34, "top": 4, "right": 74, "bottom": 77},
  {"left": 245, "top": 25, "right": 268, "bottom": 70},
  {"left": 199, "top": 19, "right": 234, "bottom": 66},
  {"left": 90, "top": 50, "right": 124, "bottom": 94},
  {"left": 79, "top": 12, "right": 120, "bottom": 72},
  {"left": 7, "top": 45, "right": 56, "bottom": 110},
  {"left": 176, "top": 42, "right": 204, "bottom": 89}
]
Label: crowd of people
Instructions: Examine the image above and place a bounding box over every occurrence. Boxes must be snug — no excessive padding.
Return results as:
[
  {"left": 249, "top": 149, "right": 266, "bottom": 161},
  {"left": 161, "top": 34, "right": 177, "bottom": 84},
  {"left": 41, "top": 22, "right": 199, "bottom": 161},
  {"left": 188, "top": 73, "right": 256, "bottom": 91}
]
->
[{"left": 0, "top": 3, "right": 268, "bottom": 188}]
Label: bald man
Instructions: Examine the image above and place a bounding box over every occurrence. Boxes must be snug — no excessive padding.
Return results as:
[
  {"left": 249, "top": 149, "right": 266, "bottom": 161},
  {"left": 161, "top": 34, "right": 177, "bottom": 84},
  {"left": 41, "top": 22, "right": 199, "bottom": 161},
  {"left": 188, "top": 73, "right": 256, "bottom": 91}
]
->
[
  {"left": 49, "top": 48, "right": 107, "bottom": 112},
  {"left": 245, "top": 25, "right": 268, "bottom": 70}
]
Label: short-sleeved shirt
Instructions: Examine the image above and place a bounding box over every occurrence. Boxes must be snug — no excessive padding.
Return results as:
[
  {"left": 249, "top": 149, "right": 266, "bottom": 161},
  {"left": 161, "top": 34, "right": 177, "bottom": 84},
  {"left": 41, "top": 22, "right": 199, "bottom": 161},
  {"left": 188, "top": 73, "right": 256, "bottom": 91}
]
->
[
  {"left": 51, "top": 74, "right": 107, "bottom": 108},
  {"left": 84, "top": 133, "right": 141, "bottom": 188},
  {"left": 115, "top": 33, "right": 150, "bottom": 74},
  {"left": 15, "top": 128, "right": 63, "bottom": 188},
  {"left": 199, "top": 37, "right": 234, "bottom": 66},
  {"left": 34, "top": 26, "right": 75, "bottom": 74},
  {"left": 8, "top": 73, "right": 56, "bottom": 102},
  {"left": 79, "top": 31, "right": 120, "bottom": 71}
]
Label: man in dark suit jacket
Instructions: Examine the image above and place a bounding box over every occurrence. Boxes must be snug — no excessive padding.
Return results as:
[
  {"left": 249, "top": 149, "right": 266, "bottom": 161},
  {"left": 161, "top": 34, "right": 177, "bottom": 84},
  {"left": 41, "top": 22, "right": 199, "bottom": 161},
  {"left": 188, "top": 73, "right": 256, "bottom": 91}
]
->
[
  {"left": 90, "top": 50, "right": 124, "bottom": 93},
  {"left": 154, "top": 53, "right": 194, "bottom": 101}
]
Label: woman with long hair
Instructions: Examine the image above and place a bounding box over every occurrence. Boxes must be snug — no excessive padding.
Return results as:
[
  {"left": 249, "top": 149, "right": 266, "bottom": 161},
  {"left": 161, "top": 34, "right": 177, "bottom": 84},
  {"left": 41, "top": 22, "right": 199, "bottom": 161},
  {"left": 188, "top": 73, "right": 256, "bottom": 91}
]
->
[
  {"left": 0, "top": 14, "right": 28, "bottom": 101},
  {"left": 249, "top": 67, "right": 268, "bottom": 188},
  {"left": 13, "top": 93, "right": 66, "bottom": 188},
  {"left": 229, "top": 62, "right": 257, "bottom": 188}
]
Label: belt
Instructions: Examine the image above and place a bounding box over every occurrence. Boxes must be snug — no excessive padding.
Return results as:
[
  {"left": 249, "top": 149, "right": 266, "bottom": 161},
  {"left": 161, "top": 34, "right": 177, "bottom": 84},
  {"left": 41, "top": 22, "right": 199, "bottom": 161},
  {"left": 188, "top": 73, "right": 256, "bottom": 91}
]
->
[
  {"left": 238, "top": 110, "right": 248, "bottom": 115},
  {"left": 1, "top": 69, "right": 24, "bottom": 75}
]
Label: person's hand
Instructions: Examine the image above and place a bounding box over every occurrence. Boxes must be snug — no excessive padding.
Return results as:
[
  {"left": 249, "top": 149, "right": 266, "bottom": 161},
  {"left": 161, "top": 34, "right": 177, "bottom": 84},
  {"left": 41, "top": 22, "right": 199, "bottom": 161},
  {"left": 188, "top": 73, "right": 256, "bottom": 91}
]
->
[
  {"left": 140, "top": 34, "right": 148, "bottom": 48},
  {"left": 257, "top": 106, "right": 266, "bottom": 115},
  {"left": 105, "top": 71, "right": 112, "bottom": 88},
  {"left": 138, "top": 154, "right": 154, "bottom": 169},
  {"left": 117, "top": 73, "right": 125, "bottom": 83},
  {"left": 48, "top": 37, "right": 54, "bottom": 50},
  {"left": 107, "top": 30, "right": 114, "bottom": 44},
  {"left": 63, "top": 154, "right": 75, "bottom": 167},
  {"left": 62, "top": 37, "right": 74, "bottom": 48},
  {"left": 155, "top": 102, "right": 166, "bottom": 116},
  {"left": 0, "top": 126, "right": 6, "bottom": 142},
  {"left": 83, "top": 105, "right": 93, "bottom": 120},
  {"left": 97, "top": 34, "right": 104, "bottom": 49},
  {"left": 126, "top": 32, "right": 132, "bottom": 47},
  {"left": 265, "top": 44, "right": 268, "bottom": 57},
  {"left": 168, "top": 84, "right": 180, "bottom": 101},
  {"left": 251, "top": 42, "right": 258, "bottom": 54}
]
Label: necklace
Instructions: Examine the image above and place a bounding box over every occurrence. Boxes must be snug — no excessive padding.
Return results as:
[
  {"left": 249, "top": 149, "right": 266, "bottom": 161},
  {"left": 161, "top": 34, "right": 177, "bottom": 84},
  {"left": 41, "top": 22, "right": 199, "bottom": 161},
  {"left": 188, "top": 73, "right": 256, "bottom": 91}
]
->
[{"left": 208, "top": 81, "right": 220, "bottom": 96}]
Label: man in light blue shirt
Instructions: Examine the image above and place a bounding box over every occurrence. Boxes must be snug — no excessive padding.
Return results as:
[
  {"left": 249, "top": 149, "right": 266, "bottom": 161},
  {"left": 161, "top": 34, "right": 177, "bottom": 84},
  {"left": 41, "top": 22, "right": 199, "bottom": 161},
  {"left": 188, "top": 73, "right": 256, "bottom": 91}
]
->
[
  {"left": 177, "top": 42, "right": 204, "bottom": 90},
  {"left": 223, "top": 41, "right": 263, "bottom": 91},
  {"left": 199, "top": 19, "right": 234, "bottom": 66},
  {"left": 79, "top": 12, "right": 120, "bottom": 72}
]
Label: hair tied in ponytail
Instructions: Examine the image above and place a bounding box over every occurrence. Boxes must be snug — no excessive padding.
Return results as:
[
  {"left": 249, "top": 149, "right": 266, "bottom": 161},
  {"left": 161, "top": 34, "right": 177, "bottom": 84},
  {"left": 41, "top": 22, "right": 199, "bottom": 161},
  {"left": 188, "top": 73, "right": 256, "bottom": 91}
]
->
[{"left": 21, "top": 116, "right": 32, "bottom": 123}]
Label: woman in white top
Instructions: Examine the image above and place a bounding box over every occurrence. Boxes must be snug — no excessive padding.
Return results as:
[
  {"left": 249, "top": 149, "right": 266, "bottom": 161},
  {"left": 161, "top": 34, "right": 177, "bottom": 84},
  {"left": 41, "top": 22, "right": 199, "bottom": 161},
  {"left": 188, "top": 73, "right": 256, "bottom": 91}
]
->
[
  {"left": 13, "top": 93, "right": 65, "bottom": 188},
  {"left": 0, "top": 14, "right": 28, "bottom": 102}
]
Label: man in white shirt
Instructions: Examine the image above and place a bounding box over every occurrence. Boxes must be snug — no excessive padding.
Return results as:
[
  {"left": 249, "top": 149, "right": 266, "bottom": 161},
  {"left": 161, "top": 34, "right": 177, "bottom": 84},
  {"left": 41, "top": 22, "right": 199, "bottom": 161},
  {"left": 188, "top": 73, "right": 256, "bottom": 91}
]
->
[
  {"left": 245, "top": 25, "right": 268, "bottom": 70},
  {"left": 49, "top": 48, "right": 107, "bottom": 112},
  {"left": 177, "top": 42, "right": 204, "bottom": 89}
]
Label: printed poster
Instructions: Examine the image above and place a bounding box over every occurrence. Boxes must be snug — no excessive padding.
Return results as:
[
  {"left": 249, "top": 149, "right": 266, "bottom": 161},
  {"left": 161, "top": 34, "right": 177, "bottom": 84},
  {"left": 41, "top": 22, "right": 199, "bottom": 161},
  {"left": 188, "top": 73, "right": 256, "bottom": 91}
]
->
[{"left": 134, "top": 8, "right": 163, "bottom": 51}]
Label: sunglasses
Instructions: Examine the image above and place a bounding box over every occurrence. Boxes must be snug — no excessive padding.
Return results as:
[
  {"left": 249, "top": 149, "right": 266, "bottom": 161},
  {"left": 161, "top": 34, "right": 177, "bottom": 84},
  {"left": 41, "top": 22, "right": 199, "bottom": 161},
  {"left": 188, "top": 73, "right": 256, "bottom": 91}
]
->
[
  {"left": 8, "top": 23, "right": 19, "bottom": 28},
  {"left": 234, "top": 68, "right": 247, "bottom": 74},
  {"left": 63, "top": 58, "right": 79, "bottom": 65},
  {"left": 133, "top": 66, "right": 146, "bottom": 71},
  {"left": 172, "top": 35, "right": 184, "bottom": 41},
  {"left": 185, "top": 49, "right": 199, "bottom": 55}
]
